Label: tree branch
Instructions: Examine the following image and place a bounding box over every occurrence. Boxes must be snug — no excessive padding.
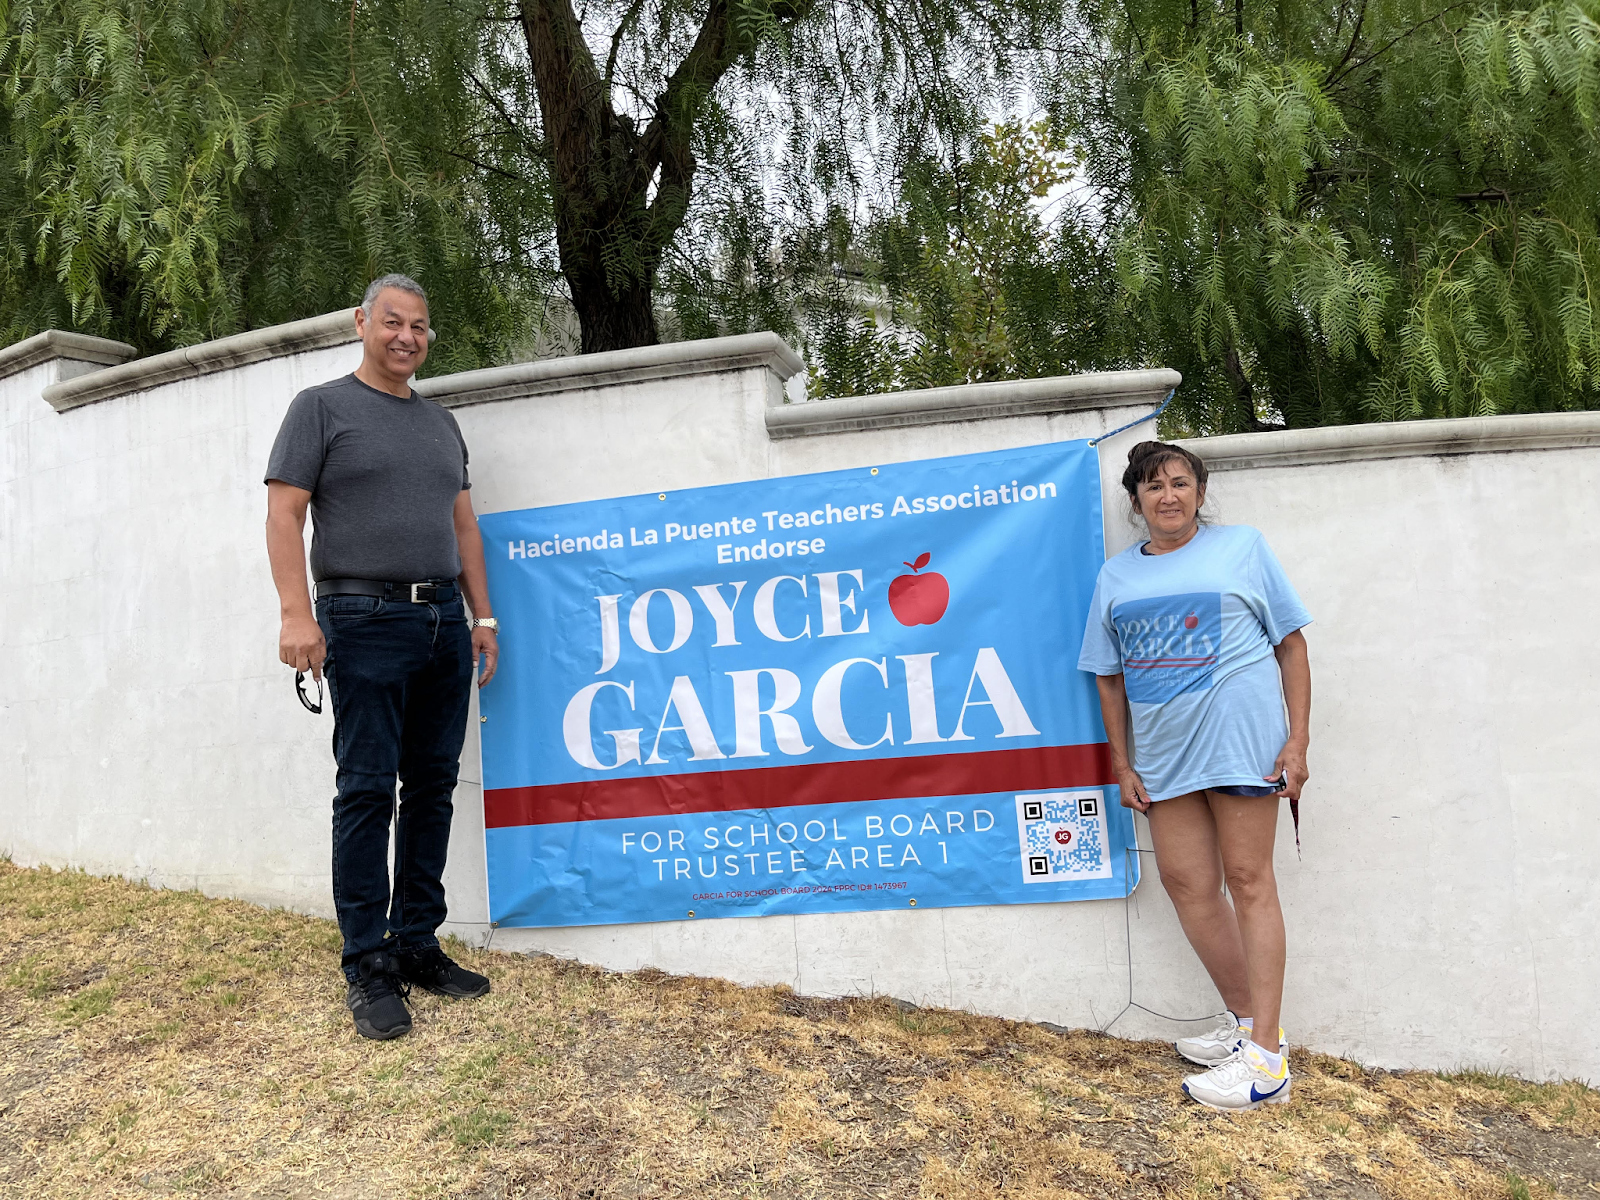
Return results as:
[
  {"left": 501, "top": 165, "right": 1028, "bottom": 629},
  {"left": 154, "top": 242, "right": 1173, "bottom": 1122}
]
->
[
  {"left": 604, "top": 0, "right": 648, "bottom": 91},
  {"left": 1322, "top": 0, "right": 1367, "bottom": 86},
  {"left": 1325, "top": 0, "right": 1474, "bottom": 91},
  {"left": 639, "top": 0, "right": 733, "bottom": 179},
  {"left": 641, "top": 0, "right": 816, "bottom": 178},
  {"left": 429, "top": 145, "right": 535, "bottom": 184},
  {"left": 518, "top": 0, "right": 606, "bottom": 200},
  {"left": 638, "top": 0, "right": 814, "bottom": 237},
  {"left": 466, "top": 69, "right": 541, "bottom": 154}
]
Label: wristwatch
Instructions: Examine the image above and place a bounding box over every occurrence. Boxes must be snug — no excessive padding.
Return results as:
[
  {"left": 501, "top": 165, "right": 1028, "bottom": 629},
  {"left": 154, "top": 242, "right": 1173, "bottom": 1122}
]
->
[{"left": 471, "top": 618, "right": 499, "bottom": 632}]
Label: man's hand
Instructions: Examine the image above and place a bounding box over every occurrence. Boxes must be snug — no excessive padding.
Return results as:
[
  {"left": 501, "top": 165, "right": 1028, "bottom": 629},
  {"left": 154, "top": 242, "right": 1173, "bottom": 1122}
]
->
[
  {"left": 266, "top": 481, "right": 321, "bottom": 683},
  {"left": 280, "top": 614, "right": 327, "bottom": 681},
  {"left": 454, "top": 491, "right": 498, "bottom": 688},
  {"left": 472, "top": 626, "right": 498, "bottom": 686}
]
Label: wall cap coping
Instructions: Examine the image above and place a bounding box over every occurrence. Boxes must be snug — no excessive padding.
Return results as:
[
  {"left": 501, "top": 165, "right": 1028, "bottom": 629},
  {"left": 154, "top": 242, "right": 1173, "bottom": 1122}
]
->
[
  {"left": 765, "top": 368, "right": 1182, "bottom": 439},
  {"left": 1180, "top": 410, "right": 1600, "bottom": 470},
  {"left": 0, "top": 330, "right": 139, "bottom": 383},
  {"left": 40, "top": 310, "right": 359, "bottom": 412},
  {"left": 415, "top": 332, "right": 805, "bottom": 408}
]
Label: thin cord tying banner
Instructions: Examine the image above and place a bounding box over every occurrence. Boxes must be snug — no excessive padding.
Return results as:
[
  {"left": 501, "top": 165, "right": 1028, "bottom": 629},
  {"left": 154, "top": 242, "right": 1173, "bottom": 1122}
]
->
[{"left": 1086, "top": 388, "right": 1176, "bottom": 447}]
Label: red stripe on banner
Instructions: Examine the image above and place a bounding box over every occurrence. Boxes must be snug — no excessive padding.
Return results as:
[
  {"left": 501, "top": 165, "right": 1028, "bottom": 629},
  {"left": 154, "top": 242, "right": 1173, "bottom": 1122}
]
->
[{"left": 483, "top": 743, "right": 1114, "bottom": 829}]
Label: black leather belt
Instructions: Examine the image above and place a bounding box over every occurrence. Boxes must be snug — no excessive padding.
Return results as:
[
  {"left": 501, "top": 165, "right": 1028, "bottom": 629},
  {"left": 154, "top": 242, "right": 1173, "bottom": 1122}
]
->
[{"left": 315, "top": 578, "right": 458, "bottom": 603}]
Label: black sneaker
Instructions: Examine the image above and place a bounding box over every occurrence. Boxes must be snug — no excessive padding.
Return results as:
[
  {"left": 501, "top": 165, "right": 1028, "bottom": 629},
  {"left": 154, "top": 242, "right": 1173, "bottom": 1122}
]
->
[
  {"left": 346, "top": 950, "right": 413, "bottom": 1040},
  {"left": 394, "top": 944, "right": 491, "bottom": 999}
]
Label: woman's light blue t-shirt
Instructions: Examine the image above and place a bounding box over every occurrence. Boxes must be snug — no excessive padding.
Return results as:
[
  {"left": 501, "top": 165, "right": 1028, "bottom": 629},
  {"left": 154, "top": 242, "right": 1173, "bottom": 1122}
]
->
[{"left": 1077, "top": 524, "right": 1311, "bottom": 802}]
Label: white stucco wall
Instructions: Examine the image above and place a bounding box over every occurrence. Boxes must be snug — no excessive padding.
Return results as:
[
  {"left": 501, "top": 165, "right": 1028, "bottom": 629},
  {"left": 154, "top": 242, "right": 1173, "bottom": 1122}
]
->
[
  {"left": 1, "top": 340, "right": 364, "bottom": 915},
  {"left": 2, "top": 322, "right": 1595, "bottom": 1085}
]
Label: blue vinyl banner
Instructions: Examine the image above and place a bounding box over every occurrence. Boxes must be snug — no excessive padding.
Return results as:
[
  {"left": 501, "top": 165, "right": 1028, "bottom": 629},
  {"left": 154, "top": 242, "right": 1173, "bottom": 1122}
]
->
[{"left": 478, "top": 440, "right": 1138, "bottom": 928}]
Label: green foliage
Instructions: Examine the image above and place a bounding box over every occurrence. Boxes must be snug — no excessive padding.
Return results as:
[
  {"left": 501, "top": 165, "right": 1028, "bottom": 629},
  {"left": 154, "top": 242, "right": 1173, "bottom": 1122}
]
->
[
  {"left": 0, "top": 0, "right": 538, "bottom": 369},
  {"left": 1079, "top": 0, "right": 1600, "bottom": 430},
  {"left": 790, "top": 121, "right": 1121, "bottom": 397},
  {"left": 648, "top": 0, "right": 1092, "bottom": 373},
  {"left": 805, "top": 0, "right": 1600, "bottom": 431},
  {"left": 875, "top": 122, "right": 1113, "bottom": 391},
  {"left": 0, "top": 0, "right": 1097, "bottom": 364},
  {"left": 8, "top": 0, "right": 1596, "bottom": 430}
]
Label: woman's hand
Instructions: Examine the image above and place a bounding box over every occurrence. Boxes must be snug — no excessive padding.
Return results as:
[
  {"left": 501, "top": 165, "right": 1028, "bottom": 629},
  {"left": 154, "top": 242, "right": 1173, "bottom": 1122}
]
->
[
  {"left": 1271, "top": 631, "right": 1311, "bottom": 800},
  {"left": 1270, "top": 740, "right": 1309, "bottom": 800},
  {"left": 1116, "top": 766, "right": 1152, "bottom": 812},
  {"left": 1095, "top": 674, "right": 1150, "bottom": 812}
]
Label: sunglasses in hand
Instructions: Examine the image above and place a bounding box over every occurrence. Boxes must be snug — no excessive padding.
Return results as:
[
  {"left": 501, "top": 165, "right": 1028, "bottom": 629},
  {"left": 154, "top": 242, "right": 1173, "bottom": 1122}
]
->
[{"left": 295, "top": 670, "right": 323, "bottom": 714}]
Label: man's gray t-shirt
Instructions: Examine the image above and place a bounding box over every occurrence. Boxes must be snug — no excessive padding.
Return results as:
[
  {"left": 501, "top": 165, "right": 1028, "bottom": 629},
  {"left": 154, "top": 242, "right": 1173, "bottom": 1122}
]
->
[{"left": 265, "top": 374, "right": 471, "bottom": 582}]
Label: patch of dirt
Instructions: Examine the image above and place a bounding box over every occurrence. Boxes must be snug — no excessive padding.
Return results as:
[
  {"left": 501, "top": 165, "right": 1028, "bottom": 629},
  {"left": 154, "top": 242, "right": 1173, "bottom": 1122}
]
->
[
  {"left": 1298, "top": 1157, "right": 1384, "bottom": 1199},
  {"left": 0, "top": 1028, "right": 82, "bottom": 1192},
  {"left": 1460, "top": 1106, "right": 1600, "bottom": 1197}
]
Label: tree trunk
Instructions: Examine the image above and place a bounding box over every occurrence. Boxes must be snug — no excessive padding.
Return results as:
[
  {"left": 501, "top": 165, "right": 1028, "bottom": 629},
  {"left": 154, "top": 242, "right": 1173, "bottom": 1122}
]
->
[
  {"left": 569, "top": 271, "right": 659, "bottom": 353},
  {"left": 518, "top": 0, "right": 777, "bottom": 354},
  {"left": 1224, "top": 343, "right": 1285, "bottom": 432}
]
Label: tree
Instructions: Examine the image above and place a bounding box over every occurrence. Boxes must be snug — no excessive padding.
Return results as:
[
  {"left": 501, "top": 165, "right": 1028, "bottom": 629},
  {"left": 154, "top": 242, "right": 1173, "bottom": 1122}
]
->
[
  {"left": 18, "top": 0, "right": 1589, "bottom": 424},
  {"left": 0, "top": 0, "right": 543, "bottom": 369},
  {"left": 514, "top": 0, "right": 813, "bottom": 352},
  {"left": 795, "top": 119, "right": 1123, "bottom": 398},
  {"left": 803, "top": 0, "right": 1600, "bottom": 432},
  {"left": 501, "top": 0, "right": 1094, "bottom": 354},
  {"left": 1070, "top": 0, "right": 1600, "bottom": 430},
  {"left": 1, "top": 0, "right": 1078, "bottom": 359}
]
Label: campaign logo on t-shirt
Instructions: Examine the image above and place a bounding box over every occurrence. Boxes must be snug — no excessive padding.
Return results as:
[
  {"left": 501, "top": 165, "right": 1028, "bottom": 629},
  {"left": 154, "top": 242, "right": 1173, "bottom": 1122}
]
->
[{"left": 1111, "top": 591, "right": 1222, "bottom": 704}]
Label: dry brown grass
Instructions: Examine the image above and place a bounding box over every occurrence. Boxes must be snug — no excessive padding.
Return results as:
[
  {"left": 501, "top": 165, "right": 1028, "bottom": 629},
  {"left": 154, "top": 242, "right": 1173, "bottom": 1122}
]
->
[{"left": 1, "top": 861, "right": 1596, "bottom": 1200}]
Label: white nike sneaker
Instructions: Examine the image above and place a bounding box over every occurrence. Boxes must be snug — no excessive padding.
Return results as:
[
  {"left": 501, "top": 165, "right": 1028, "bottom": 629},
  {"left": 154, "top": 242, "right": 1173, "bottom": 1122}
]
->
[
  {"left": 1175, "top": 1011, "right": 1249, "bottom": 1066},
  {"left": 1181, "top": 1042, "right": 1292, "bottom": 1111}
]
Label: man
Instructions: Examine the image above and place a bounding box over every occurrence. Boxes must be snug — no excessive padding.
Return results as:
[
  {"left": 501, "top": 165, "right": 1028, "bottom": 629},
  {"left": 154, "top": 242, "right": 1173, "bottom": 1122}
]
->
[{"left": 265, "top": 274, "right": 499, "bottom": 1041}]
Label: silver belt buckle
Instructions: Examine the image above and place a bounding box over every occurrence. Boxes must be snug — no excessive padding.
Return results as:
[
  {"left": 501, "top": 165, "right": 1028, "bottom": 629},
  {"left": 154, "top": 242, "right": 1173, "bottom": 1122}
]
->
[{"left": 410, "top": 582, "right": 425, "bottom": 603}]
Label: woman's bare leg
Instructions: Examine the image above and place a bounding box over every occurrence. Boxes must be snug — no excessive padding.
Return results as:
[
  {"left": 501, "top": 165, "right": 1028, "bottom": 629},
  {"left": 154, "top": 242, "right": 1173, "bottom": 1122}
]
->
[
  {"left": 1146, "top": 792, "right": 1252, "bottom": 1017},
  {"left": 1207, "top": 791, "right": 1285, "bottom": 1048}
]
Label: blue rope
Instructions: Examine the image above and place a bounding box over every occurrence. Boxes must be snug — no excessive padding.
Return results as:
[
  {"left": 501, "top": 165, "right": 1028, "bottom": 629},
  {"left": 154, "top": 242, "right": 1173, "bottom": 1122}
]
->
[{"left": 1087, "top": 388, "right": 1176, "bottom": 447}]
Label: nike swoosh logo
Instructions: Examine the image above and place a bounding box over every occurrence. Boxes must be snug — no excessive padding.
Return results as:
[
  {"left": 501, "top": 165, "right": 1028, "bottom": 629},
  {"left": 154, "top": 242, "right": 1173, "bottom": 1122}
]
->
[{"left": 1250, "top": 1079, "right": 1288, "bottom": 1103}]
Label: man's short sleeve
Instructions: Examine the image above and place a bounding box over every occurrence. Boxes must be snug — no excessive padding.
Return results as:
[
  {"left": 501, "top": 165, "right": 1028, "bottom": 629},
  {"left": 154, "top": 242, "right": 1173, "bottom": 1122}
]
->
[
  {"left": 448, "top": 411, "right": 471, "bottom": 490},
  {"left": 1248, "top": 532, "right": 1312, "bottom": 645},
  {"left": 1077, "top": 571, "right": 1124, "bottom": 675},
  {"left": 265, "top": 390, "right": 328, "bottom": 491}
]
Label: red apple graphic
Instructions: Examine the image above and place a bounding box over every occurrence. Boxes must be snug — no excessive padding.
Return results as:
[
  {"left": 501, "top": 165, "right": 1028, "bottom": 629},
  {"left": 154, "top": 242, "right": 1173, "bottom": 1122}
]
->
[
  {"left": 888, "top": 552, "right": 950, "bottom": 626},
  {"left": 1054, "top": 829, "right": 1073, "bottom": 846},
  {"left": 1184, "top": 611, "right": 1199, "bottom": 630}
]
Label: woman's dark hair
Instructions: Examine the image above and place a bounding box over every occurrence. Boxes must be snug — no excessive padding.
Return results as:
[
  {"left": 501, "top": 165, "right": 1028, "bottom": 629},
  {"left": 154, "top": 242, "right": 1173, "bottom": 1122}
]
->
[{"left": 1121, "top": 440, "right": 1209, "bottom": 519}]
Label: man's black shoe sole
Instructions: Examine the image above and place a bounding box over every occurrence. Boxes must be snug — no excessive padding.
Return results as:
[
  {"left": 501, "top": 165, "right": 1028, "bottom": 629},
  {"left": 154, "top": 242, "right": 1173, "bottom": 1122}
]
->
[
  {"left": 352, "top": 1013, "right": 412, "bottom": 1040},
  {"left": 411, "top": 979, "right": 491, "bottom": 1000}
]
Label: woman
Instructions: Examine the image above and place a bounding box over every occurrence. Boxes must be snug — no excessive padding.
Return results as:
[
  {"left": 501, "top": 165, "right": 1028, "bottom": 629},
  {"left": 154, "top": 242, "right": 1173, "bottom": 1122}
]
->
[{"left": 1078, "top": 440, "right": 1311, "bottom": 1111}]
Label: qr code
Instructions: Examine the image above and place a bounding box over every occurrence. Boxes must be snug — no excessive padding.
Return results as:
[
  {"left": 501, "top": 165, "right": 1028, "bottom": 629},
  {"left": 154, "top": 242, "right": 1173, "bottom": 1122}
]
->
[{"left": 1015, "top": 791, "right": 1112, "bottom": 883}]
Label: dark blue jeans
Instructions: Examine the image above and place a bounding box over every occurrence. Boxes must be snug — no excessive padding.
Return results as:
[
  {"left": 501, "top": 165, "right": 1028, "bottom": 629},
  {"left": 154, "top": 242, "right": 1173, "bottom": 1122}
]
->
[{"left": 317, "top": 589, "right": 473, "bottom": 981}]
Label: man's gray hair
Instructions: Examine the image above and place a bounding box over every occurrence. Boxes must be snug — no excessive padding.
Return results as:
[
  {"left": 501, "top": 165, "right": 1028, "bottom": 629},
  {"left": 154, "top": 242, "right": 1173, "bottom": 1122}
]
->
[{"left": 361, "top": 273, "right": 428, "bottom": 315}]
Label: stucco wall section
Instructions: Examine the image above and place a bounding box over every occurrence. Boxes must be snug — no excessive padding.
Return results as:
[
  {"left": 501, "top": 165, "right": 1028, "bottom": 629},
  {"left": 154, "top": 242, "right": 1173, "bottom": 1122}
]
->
[{"left": 1, "top": 345, "right": 361, "bottom": 912}]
